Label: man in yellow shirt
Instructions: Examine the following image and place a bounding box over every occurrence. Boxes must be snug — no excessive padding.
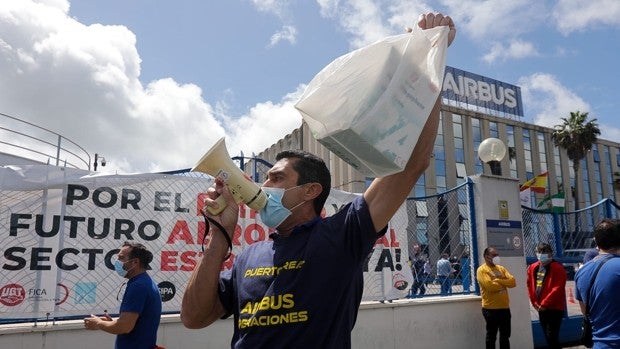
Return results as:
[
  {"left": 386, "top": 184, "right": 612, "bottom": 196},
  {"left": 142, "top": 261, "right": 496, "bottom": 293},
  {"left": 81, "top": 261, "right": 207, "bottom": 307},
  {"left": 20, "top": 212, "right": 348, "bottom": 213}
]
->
[{"left": 476, "top": 247, "right": 516, "bottom": 349}]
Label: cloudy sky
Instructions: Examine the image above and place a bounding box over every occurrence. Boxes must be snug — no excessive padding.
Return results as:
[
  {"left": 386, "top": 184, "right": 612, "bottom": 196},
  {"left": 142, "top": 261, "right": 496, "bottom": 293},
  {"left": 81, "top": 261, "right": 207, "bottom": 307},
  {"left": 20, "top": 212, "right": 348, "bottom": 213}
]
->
[{"left": 1, "top": 0, "right": 619, "bottom": 174}]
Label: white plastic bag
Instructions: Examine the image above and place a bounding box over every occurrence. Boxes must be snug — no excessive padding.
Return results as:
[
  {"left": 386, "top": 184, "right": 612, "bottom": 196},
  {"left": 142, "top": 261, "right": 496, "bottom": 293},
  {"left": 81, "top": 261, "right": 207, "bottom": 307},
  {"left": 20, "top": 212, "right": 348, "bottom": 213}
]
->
[{"left": 295, "top": 26, "right": 449, "bottom": 177}]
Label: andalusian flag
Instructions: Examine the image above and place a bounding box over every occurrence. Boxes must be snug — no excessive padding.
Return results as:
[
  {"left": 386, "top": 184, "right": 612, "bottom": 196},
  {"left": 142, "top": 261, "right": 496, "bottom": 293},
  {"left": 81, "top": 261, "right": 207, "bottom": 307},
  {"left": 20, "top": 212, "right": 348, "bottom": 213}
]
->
[
  {"left": 520, "top": 172, "right": 548, "bottom": 193},
  {"left": 537, "top": 192, "right": 566, "bottom": 212}
]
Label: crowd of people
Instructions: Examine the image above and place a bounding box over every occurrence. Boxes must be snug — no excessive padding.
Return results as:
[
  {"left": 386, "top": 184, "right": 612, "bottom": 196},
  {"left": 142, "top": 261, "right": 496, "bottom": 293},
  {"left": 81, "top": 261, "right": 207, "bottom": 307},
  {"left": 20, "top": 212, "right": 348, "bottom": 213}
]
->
[{"left": 407, "top": 250, "right": 467, "bottom": 298}]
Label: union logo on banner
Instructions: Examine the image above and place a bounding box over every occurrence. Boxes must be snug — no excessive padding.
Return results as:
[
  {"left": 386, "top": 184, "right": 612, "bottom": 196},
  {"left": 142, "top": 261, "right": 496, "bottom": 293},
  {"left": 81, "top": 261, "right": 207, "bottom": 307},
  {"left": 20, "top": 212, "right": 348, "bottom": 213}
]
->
[{"left": 0, "top": 283, "right": 26, "bottom": 306}]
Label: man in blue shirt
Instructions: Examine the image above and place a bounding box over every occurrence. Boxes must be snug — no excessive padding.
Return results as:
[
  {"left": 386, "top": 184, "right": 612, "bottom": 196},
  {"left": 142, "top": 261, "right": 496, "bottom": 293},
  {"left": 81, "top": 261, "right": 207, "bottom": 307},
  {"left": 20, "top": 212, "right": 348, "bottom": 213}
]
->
[
  {"left": 84, "top": 242, "right": 162, "bottom": 349},
  {"left": 575, "top": 219, "right": 620, "bottom": 348},
  {"left": 181, "top": 13, "right": 457, "bottom": 349},
  {"left": 436, "top": 253, "right": 454, "bottom": 295}
]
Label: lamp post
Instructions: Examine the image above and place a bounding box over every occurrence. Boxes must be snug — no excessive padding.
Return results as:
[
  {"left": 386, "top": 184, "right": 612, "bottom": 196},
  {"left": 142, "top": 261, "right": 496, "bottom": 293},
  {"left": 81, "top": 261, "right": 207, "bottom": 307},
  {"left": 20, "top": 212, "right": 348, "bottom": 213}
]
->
[
  {"left": 93, "top": 153, "right": 106, "bottom": 171},
  {"left": 478, "top": 138, "right": 506, "bottom": 176}
]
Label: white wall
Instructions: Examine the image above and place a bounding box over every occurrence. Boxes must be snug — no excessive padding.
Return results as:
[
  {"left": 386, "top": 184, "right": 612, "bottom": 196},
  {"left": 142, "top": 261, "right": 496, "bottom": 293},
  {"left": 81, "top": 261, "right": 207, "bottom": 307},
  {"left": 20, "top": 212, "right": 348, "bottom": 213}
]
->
[
  {"left": 0, "top": 296, "right": 487, "bottom": 349},
  {"left": 471, "top": 174, "right": 534, "bottom": 349}
]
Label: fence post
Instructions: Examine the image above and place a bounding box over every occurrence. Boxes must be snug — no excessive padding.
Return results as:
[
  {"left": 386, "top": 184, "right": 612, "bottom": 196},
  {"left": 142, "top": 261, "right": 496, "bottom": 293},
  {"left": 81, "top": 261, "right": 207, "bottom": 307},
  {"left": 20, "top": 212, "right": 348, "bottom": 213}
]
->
[
  {"left": 466, "top": 177, "right": 480, "bottom": 295},
  {"left": 604, "top": 198, "right": 612, "bottom": 218},
  {"left": 552, "top": 213, "right": 563, "bottom": 257},
  {"left": 55, "top": 135, "right": 62, "bottom": 166}
]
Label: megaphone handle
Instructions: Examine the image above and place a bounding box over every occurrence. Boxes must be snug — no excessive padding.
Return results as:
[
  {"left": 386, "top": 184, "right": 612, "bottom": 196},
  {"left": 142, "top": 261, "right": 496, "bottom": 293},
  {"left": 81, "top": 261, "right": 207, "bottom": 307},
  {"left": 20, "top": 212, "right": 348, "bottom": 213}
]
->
[
  {"left": 200, "top": 213, "right": 232, "bottom": 260},
  {"left": 205, "top": 196, "right": 226, "bottom": 215}
]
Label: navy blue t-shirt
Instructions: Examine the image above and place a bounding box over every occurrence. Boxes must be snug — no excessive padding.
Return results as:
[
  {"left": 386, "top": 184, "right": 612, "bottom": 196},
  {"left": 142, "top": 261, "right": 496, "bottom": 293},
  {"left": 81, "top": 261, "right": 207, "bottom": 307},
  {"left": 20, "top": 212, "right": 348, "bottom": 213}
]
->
[
  {"left": 117, "top": 272, "right": 162, "bottom": 349},
  {"left": 219, "top": 196, "right": 386, "bottom": 349}
]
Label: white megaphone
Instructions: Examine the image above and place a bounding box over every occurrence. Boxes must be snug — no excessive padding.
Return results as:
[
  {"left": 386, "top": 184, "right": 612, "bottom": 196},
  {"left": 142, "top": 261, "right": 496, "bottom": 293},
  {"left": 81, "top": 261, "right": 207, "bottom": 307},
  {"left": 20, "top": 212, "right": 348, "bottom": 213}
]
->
[{"left": 191, "top": 137, "right": 268, "bottom": 215}]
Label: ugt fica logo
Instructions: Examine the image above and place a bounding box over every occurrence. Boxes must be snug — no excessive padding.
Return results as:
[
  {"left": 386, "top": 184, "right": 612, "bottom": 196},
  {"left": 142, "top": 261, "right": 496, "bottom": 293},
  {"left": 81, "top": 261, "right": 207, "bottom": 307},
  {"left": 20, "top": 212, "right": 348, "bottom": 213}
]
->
[
  {"left": 392, "top": 273, "right": 409, "bottom": 291},
  {"left": 0, "top": 283, "right": 26, "bottom": 306}
]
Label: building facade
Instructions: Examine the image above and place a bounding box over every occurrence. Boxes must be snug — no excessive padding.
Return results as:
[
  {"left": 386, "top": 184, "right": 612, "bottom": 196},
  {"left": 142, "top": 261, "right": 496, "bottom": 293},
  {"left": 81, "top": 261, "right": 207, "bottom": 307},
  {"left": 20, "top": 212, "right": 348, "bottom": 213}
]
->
[{"left": 252, "top": 67, "right": 620, "bottom": 213}]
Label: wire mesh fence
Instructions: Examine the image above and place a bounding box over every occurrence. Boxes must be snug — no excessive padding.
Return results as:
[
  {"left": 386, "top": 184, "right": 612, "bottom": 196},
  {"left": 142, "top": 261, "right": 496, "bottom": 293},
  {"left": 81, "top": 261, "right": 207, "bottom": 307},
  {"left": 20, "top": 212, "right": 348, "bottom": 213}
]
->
[
  {"left": 0, "top": 163, "right": 480, "bottom": 324},
  {"left": 522, "top": 199, "right": 620, "bottom": 279},
  {"left": 403, "top": 180, "right": 476, "bottom": 298}
]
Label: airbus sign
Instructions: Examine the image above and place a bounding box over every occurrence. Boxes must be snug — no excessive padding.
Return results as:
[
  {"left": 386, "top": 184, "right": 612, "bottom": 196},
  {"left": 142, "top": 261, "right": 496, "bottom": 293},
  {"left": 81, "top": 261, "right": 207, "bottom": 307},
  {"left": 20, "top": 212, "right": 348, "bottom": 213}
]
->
[{"left": 442, "top": 66, "right": 523, "bottom": 117}]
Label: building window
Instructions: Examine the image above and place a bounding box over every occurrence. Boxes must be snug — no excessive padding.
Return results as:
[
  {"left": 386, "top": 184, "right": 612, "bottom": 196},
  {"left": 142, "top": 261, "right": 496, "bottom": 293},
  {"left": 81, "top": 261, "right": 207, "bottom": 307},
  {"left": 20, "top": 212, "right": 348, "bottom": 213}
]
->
[
  {"left": 456, "top": 163, "right": 467, "bottom": 178},
  {"left": 523, "top": 128, "right": 533, "bottom": 178},
  {"left": 554, "top": 147, "right": 563, "bottom": 192},
  {"left": 472, "top": 118, "right": 482, "bottom": 174},
  {"left": 507, "top": 125, "right": 517, "bottom": 178},
  {"left": 537, "top": 131, "right": 548, "bottom": 173},
  {"left": 416, "top": 201, "right": 428, "bottom": 217},
  {"left": 604, "top": 146, "right": 615, "bottom": 200},
  {"left": 593, "top": 149, "right": 600, "bottom": 162},
  {"left": 489, "top": 121, "right": 498, "bottom": 138},
  {"left": 415, "top": 174, "right": 426, "bottom": 197},
  {"left": 435, "top": 116, "right": 446, "bottom": 193},
  {"left": 582, "top": 158, "right": 591, "bottom": 206}
]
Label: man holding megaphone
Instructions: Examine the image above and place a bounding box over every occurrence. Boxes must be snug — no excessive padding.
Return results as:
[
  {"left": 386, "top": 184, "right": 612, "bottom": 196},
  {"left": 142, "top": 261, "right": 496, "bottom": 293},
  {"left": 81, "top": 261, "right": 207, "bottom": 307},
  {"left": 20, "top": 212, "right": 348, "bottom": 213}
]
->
[{"left": 181, "top": 12, "right": 456, "bottom": 349}]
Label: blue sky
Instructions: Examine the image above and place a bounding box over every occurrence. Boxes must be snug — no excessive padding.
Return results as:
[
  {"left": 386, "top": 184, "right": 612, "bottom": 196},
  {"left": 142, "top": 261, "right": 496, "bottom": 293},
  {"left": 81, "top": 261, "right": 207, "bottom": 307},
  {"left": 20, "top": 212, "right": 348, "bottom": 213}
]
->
[{"left": 1, "top": 0, "right": 619, "bottom": 173}]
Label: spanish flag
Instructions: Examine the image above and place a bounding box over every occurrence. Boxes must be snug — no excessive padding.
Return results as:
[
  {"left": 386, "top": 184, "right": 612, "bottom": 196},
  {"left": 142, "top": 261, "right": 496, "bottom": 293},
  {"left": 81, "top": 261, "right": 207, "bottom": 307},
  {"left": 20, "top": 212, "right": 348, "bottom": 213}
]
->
[{"left": 520, "top": 172, "right": 548, "bottom": 194}]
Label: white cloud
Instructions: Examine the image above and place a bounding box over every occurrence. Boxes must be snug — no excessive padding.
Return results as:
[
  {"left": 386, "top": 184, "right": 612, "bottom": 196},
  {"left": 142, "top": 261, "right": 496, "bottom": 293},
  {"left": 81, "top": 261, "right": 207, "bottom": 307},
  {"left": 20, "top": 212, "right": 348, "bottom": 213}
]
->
[
  {"left": 226, "top": 86, "right": 304, "bottom": 156},
  {"left": 36, "top": 0, "right": 69, "bottom": 12},
  {"left": 250, "top": 0, "right": 288, "bottom": 16},
  {"left": 482, "top": 40, "right": 539, "bottom": 63},
  {"left": 268, "top": 25, "right": 297, "bottom": 47},
  {"left": 324, "top": 0, "right": 390, "bottom": 48},
  {"left": 601, "top": 126, "right": 620, "bottom": 144},
  {"left": 0, "top": 0, "right": 299, "bottom": 174},
  {"left": 317, "top": 0, "right": 428, "bottom": 49},
  {"left": 249, "top": 0, "right": 298, "bottom": 47},
  {"left": 552, "top": 0, "right": 620, "bottom": 34},
  {"left": 519, "top": 73, "right": 591, "bottom": 128},
  {"left": 518, "top": 72, "right": 620, "bottom": 144},
  {"left": 441, "top": 0, "right": 547, "bottom": 41}
]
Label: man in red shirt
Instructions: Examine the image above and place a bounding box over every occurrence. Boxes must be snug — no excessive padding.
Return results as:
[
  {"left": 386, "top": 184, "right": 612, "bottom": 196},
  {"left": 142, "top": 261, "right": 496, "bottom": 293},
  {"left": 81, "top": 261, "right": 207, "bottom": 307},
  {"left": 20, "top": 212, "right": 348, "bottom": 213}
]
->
[{"left": 526, "top": 243, "right": 567, "bottom": 349}]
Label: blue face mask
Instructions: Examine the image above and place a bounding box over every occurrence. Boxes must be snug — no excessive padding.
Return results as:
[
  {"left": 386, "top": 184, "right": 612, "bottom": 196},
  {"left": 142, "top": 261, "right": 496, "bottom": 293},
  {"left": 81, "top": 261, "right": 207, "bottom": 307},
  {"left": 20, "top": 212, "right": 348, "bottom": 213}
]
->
[
  {"left": 259, "top": 186, "right": 304, "bottom": 228},
  {"left": 114, "top": 260, "right": 133, "bottom": 278},
  {"left": 537, "top": 253, "right": 550, "bottom": 263}
]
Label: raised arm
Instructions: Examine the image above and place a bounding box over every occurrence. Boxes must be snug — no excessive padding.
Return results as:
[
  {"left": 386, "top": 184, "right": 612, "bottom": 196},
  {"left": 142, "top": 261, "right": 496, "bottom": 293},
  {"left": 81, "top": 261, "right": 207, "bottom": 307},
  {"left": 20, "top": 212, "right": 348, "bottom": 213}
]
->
[
  {"left": 364, "top": 13, "right": 456, "bottom": 232},
  {"left": 180, "top": 178, "right": 239, "bottom": 328}
]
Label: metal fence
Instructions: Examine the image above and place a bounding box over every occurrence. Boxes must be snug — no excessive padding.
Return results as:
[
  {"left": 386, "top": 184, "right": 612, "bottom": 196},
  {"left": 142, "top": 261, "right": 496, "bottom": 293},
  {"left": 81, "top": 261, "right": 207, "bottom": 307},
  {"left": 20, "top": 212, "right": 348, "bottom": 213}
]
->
[
  {"left": 0, "top": 112, "right": 91, "bottom": 170},
  {"left": 522, "top": 198, "right": 620, "bottom": 267},
  {"left": 0, "top": 159, "right": 480, "bottom": 324},
  {"left": 403, "top": 179, "right": 477, "bottom": 298}
]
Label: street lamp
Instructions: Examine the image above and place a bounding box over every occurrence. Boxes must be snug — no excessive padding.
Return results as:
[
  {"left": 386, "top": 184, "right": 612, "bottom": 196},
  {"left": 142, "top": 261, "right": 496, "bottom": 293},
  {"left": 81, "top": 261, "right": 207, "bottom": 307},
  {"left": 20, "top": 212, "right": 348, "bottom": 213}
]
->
[
  {"left": 478, "top": 138, "right": 506, "bottom": 176},
  {"left": 93, "top": 153, "right": 106, "bottom": 171}
]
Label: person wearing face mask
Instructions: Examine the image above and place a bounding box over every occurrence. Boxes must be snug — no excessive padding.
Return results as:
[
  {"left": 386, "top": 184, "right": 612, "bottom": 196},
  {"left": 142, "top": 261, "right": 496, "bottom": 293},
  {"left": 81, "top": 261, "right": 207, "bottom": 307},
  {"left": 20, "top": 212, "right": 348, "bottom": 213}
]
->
[
  {"left": 526, "top": 243, "right": 567, "bottom": 349},
  {"left": 476, "top": 247, "right": 516, "bottom": 349},
  {"left": 83, "top": 241, "right": 162, "bottom": 349},
  {"left": 180, "top": 12, "right": 457, "bottom": 349}
]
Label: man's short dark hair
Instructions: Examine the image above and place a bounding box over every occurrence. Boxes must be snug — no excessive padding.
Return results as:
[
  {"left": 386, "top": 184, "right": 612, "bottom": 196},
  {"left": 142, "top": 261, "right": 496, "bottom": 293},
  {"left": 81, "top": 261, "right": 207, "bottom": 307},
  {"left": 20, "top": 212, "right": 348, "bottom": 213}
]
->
[
  {"left": 594, "top": 218, "right": 620, "bottom": 250},
  {"left": 276, "top": 150, "right": 331, "bottom": 216},
  {"left": 123, "top": 241, "right": 153, "bottom": 268},
  {"left": 536, "top": 242, "right": 553, "bottom": 254}
]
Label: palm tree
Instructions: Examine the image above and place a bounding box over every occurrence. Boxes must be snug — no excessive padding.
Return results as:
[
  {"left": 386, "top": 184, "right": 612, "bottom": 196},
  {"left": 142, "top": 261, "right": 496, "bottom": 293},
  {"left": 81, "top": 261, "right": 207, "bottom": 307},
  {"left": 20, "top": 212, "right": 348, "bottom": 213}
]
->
[{"left": 551, "top": 111, "right": 600, "bottom": 210}]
